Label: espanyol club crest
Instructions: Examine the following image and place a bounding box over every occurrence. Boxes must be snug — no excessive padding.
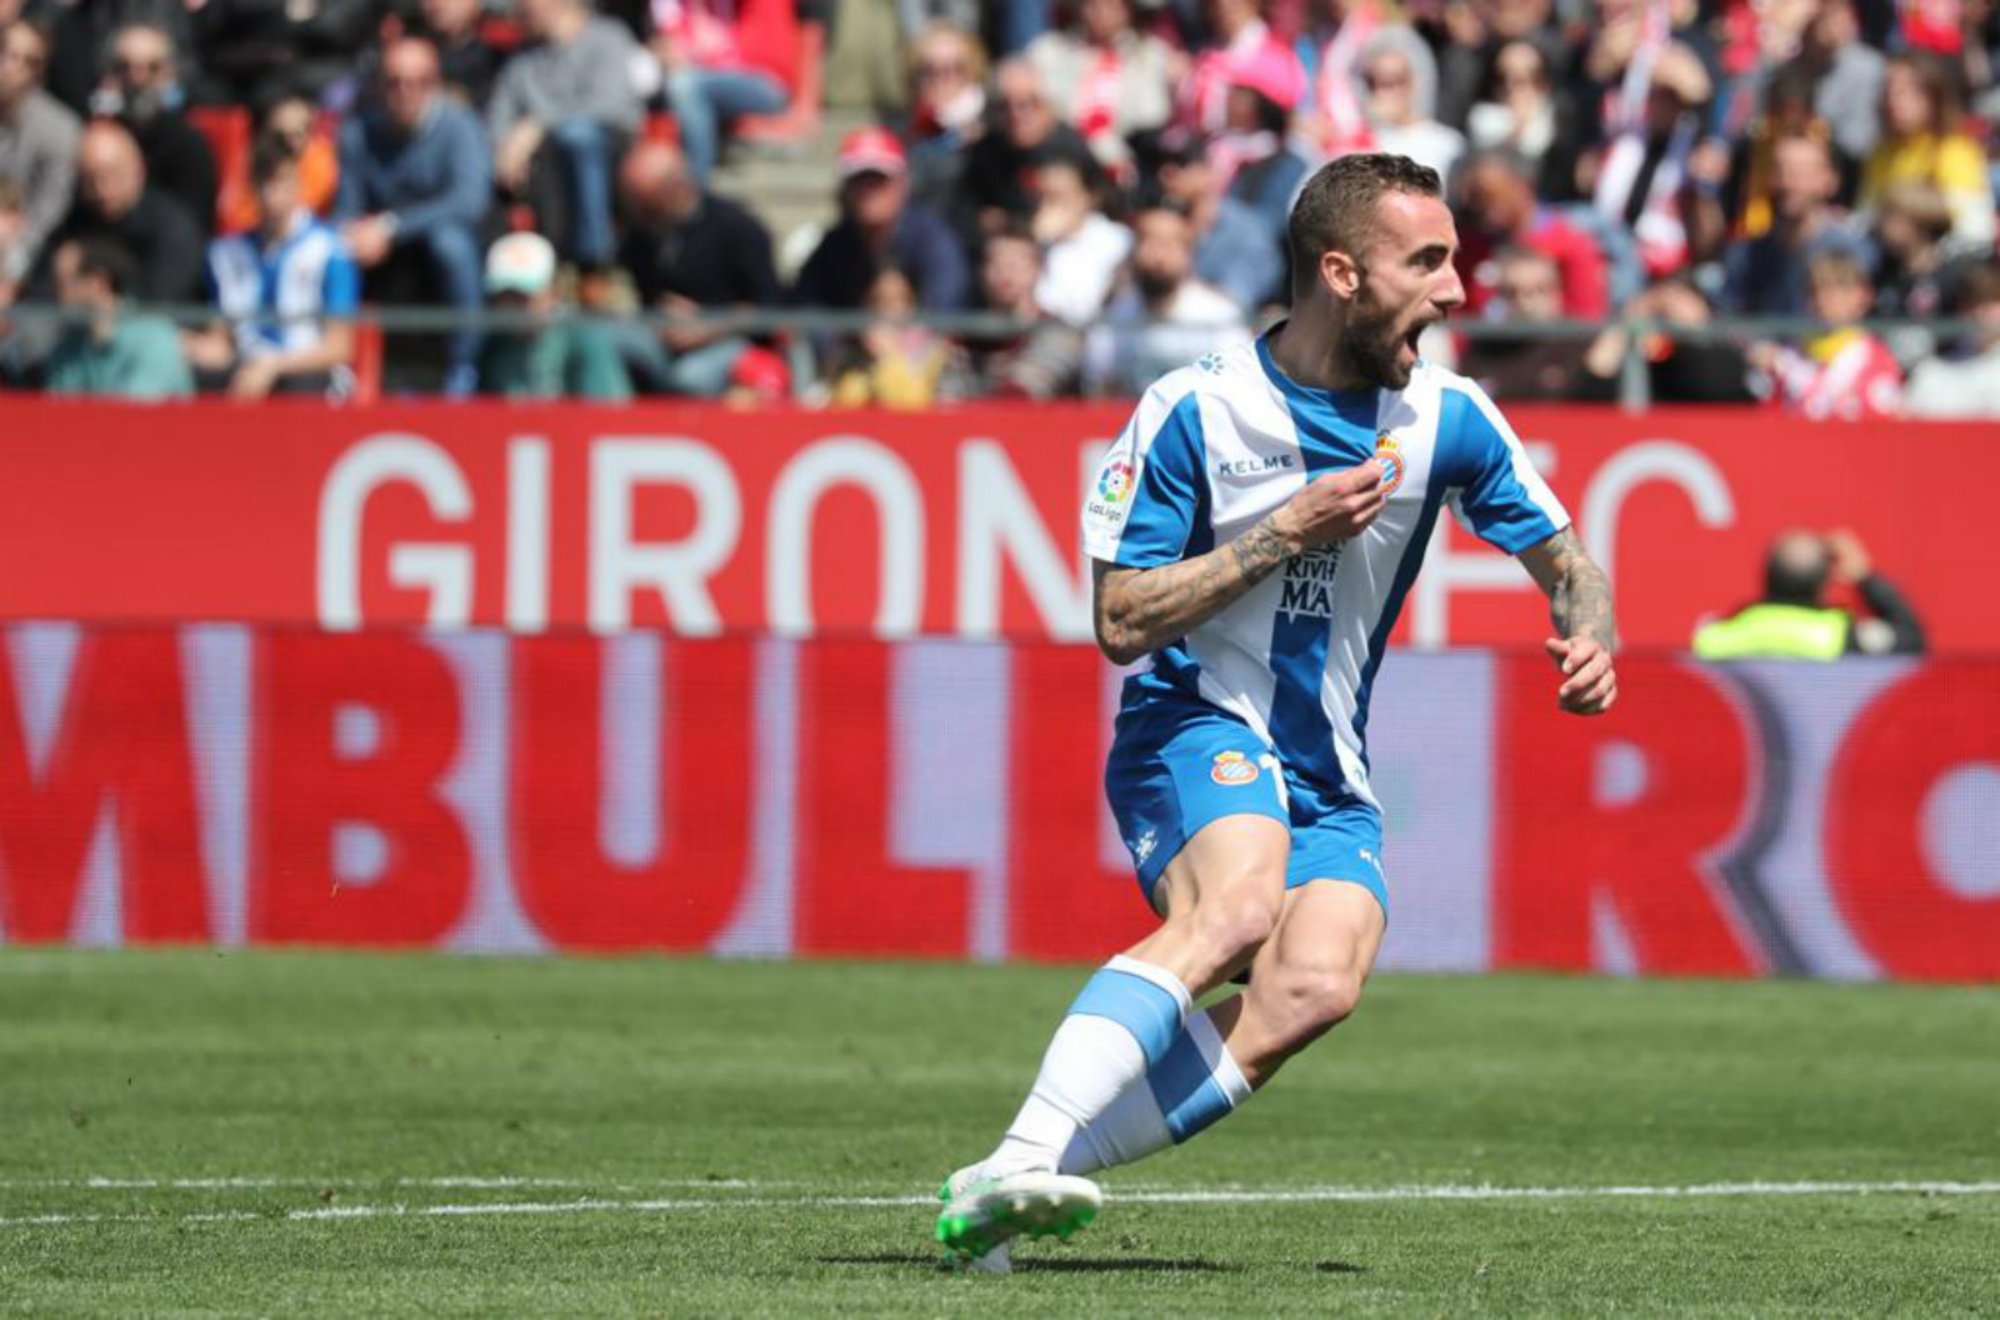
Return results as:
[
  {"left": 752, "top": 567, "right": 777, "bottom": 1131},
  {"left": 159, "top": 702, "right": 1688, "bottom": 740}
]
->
[
  {"left": 1210, "top": 750, "right": 1260, "bottom": 786},
  {"left": 1097, "top": 456, "right": 1135, "bottom": 504},
  {"left": 1374, "top": 433, "right": 1406, "bottom": 496}
]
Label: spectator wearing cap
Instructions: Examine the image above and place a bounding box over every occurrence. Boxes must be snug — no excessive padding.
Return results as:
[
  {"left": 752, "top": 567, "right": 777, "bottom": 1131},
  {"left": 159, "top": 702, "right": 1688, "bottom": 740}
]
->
[
  {"left": 649, "top": 0, "right": 791, "bottom": 185},
  {"left": 1085, "top": 197, "right": 1248, "bottom": 397},
  {"left": 1720, "top": 131, "right": 1871, "bottom": 317},
  {"left": 476, "top": 230, "right": 631, "bottom": 400},
  {"left": 1751, "top": 249, "right": 1902, "bottom": 421},
  {"left": 489, "top": 0, "right": 644, "bottom": 268},
  {"left": 43, "top": 236, "right": 192, "bottom": 399},
  {"left": 953, "top": 58, "right": 1096, "bottom": 243},
  {"left": 337, "top": 37, "right": 492, "bottom": 396},
  {"left": 1904, "top": 261, "right": 2000, "bottom": 419},
  {"left": 91, "top": 23, "right": 217, "bottom": 236},
  {"left": 1153, "top": 136, "right": 1282, "bottom": 313},
  {"left": 795, "top": 126, "right": 969, "bottom": 312},
  {"left": 184, "top": 138, "right": 358, "bottom": 400},
  {"left": 1211, "top": 44, "right": 1311, "bottom": 258},
  {"left": 614, "top": 138, "right": 779, "bottom": 396},
  {"left": 0, "top": 21, "right": 78, "bottom": 300},
  {"left": 1027, "top": 151, "right": 1131, "bottom": 325},
  {"left": 1026, "top": 0, "right": 1173, "bottom": 178},
  {"left": 1860, "top": 53, "right": 1995, "bottom": 256},
  {"left": 1354, "top": 27, "right": 1465, "bottom": 186},
  {"left": 945, "top": 224, "right": 1082, "bottom": 400},
  {"left": 1454, "top": 149, "right": 1609, "bottom": 320},
  {"left": 45, "top": 120, "right": 205, "bottom": 304}
]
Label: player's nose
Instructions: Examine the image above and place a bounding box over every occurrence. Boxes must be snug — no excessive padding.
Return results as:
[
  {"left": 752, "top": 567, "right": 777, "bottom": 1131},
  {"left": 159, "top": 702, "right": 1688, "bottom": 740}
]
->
[{"left": 1434, "top": 264, "right": 1467, "bottom": 312}]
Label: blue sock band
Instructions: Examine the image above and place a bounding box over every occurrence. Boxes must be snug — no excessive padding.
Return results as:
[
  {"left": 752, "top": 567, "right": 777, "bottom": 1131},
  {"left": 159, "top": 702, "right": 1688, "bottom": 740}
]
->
[
  {"left": 1067, "top": 966, "right": 1185, "bottom": 1068},
  {"left": 1147, "top": 1030, "right": 1239, "bottom": 1142}
]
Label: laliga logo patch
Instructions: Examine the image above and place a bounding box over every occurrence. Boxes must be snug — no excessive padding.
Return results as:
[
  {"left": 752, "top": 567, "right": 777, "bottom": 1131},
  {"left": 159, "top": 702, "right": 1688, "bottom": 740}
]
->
[
  {"left": 1097, "top": 456, "right": 1136, "bottom": 505},
  {"left": 1210, "top": 750, "right": 1260, "bottom": 786},
  {"left": 1374, "top": 433, "right": 1407, "bottom": 496}
]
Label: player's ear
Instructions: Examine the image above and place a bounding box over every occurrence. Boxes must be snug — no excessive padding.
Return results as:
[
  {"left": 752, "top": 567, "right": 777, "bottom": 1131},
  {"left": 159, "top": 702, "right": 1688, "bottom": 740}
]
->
[{"left": 1321, "top": 249, "right": 1360, "bottom": 300}]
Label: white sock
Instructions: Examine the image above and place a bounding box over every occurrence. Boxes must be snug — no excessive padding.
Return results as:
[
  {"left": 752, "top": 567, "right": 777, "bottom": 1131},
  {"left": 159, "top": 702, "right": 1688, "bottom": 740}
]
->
[
  {"left": 984, "top": 955, "right": 1192, "bottom": 1176},
  {"left": 1058, "top": 1008, "right": 1254, "bottom": 1176}
]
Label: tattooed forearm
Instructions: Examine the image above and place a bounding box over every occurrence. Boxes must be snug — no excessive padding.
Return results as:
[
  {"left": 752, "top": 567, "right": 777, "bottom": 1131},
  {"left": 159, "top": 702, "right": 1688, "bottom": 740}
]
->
[
  {"left": 1520, "top": 526, "right": 1620, "bottom": 651},
  {"left": 1093, "top": 515, "right": 1296, "bottom": 664}
]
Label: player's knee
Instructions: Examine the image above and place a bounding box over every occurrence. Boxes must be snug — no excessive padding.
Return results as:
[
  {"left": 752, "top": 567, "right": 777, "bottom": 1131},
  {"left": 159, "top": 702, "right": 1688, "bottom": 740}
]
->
[
  {"left": 1271, "top": 966, "right": 1365, "bottom": 1050},
  {"left": 1190, "top": 880, "right": 1283, "bottom": 972}
]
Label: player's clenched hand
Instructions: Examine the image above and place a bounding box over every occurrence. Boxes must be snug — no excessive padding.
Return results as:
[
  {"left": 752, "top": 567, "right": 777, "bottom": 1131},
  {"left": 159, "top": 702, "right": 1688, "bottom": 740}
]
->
[
  {"left": 1545, "top": 637, "right": 1617, "bottom": 715},
  {"left": 1271, "top": 460, "right": 1386, "bottom": 551}
]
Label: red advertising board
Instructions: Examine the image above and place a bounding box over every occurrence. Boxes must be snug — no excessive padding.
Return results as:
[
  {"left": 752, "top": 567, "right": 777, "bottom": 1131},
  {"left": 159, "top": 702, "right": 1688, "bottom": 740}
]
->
[
  {"left": 0, "top": 400, "right": 1988, "bottom": 651},
  {"left": 2, "top": 626, "right": 1994, "bottom": 979}
]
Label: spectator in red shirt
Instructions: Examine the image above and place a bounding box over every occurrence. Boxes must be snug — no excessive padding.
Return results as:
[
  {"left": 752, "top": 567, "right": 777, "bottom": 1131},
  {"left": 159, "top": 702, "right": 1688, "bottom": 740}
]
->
[
  {"left": 1752, "top": 249, "right": 1903, "bottom": 420},
  {"left": 1454, "top": 149, "right": 1608, "bottom": 319}
]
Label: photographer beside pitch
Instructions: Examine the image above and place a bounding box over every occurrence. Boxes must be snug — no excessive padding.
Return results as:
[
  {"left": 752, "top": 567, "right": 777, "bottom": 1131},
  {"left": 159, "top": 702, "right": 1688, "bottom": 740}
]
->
[{"left": 936, "top": 153, "right": 1620, "bottom": 1269}]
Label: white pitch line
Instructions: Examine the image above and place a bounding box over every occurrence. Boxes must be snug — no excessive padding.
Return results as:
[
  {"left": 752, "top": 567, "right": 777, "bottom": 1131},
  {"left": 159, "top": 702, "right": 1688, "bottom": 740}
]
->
[
  {"left": 3, "top": 1177, "right": 774, "bottom": 1192},
  {"left": 3, "top": 1180, "right": 2000, "bottom": 1229}
]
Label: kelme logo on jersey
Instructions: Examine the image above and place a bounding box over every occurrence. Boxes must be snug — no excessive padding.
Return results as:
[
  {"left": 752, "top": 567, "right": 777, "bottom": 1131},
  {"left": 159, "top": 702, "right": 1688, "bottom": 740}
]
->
[
  {"left": 1375, "top": 433, "right": 1407, "bottom": 495},
  {"left": 1210, "top": 750, "right": 1260, "bottom": 786},
  {"left": 1096, "top": 456, "right": 1136, "bottom": 504}
]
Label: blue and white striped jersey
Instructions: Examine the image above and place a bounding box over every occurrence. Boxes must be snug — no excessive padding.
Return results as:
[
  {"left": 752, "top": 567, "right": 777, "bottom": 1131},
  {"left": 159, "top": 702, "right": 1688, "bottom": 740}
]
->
[
  {"left": 208, "top": 211, "right": 360, "bottom": 362},
  {"left": 1082, "top": 332, "right": 1568, "bottom": 809}
]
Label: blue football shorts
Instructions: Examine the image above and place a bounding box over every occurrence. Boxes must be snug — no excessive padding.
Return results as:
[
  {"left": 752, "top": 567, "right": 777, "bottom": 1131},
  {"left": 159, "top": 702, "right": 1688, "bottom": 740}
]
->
[{"left": 1104, "top": 688, "right": 1387, "bottom": 917}]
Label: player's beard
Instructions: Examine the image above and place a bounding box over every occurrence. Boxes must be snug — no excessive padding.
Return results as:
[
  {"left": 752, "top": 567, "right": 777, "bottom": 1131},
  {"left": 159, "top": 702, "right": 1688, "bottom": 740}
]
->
[{"left": 1339, "top": 281, "right": 1421, "bottom": 391}]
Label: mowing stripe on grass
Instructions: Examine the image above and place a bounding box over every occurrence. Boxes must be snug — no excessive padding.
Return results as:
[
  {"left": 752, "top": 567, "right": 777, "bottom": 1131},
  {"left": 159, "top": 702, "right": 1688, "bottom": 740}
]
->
[{"left": 4, "top": 1180, "right": 1999, "bottom": 1228}]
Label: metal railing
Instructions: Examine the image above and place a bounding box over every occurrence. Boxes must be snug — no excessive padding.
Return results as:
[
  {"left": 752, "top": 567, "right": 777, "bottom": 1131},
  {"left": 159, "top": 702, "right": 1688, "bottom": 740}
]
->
[{"left": 4, "top": 302, "right": 1987, "bottom": 411}]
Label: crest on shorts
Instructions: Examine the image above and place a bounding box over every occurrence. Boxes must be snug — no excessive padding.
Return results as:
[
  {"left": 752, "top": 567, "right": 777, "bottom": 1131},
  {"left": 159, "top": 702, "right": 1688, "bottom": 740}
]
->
[
  {"left": 1210, "top": 750, "right": 1260, "bottom": 786},
  {"left": 1374, "top": 433, "right": 1407, "bottom": 496}
]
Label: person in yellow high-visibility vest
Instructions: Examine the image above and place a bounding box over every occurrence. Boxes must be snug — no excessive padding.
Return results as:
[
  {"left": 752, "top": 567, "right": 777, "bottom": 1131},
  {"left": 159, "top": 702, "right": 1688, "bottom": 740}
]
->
[{"left": 1693, "top": 529, "right": 1926, "bottom": 660}]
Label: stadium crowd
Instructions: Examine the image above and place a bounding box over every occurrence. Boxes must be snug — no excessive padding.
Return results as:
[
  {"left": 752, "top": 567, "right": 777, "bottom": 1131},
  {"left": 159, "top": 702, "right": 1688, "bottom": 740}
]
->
[{"left": 0, "top": 0, "right": 1996, "bottom": 414}]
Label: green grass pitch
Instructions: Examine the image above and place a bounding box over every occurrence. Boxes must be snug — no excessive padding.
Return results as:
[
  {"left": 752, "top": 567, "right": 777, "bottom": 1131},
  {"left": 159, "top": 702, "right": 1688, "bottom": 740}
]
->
[{"left": 1, "top": 950, "right": 1996, "bottom": 1315}]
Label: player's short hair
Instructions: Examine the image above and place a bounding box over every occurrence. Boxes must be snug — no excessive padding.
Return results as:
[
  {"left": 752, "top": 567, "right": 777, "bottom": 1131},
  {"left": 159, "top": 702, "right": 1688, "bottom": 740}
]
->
[{"left": 1287, "top": 153, "right": 1442, "bottom": 298}]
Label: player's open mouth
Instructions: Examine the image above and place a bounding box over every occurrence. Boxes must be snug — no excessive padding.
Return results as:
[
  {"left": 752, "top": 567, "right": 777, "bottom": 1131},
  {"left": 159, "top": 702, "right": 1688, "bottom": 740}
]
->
[{"left": 1399, "top": 322, "right": 1431, "bottom": 362}]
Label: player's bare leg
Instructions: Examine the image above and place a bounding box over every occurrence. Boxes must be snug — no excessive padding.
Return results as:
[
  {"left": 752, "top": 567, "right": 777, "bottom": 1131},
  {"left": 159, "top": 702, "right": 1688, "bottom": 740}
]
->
[
  {"left": 937, "top": 814, "right": 1289, "bottom": 1263},
  {"left": 1058, "top": 877, "right": 1385, "bottom": 1175}
]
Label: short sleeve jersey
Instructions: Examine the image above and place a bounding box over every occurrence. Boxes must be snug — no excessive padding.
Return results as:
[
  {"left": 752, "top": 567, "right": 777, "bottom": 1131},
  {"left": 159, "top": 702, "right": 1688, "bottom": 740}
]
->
[{"left": 1082, "top": 333, "right": 1569, "bottom": 808}]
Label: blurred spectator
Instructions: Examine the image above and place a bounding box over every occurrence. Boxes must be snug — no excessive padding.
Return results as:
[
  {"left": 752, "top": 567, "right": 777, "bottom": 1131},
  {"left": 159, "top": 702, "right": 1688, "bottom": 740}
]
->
[
  {"left": 1356, "top": 28, "right": 1465, "bottom": 186},
  {"left": 1455, "top": 150, "right": 1609, "bottom": 319},
  {"left": 650, "top": 0, "right": 790, "bottom": 184},
  {"left": 43, "top": 0, "right": 198, "bottom": 118},
  {"left": 1029, "top": 152, "right": 1131, "bottom": 325},
  {"left": 1458, "top": 246, "right": 1594, "bottom": 399},
  {"left": 1721, "top": 131, "right": 1871, "bottom": 316},
  {"left": 1859, "top": 53, "right": 1996, "bottom": 255},
  {"left": 222, "top": 94, "right": 339, "bottom": 233},
  {"left": 0, "top": 20, "right": 76, "bottom": 298},
  {"left": 1183, "top": 0, "right": 1297, "bottom": 135},
  {"left": 1212, "top": 47, "right": 1311, "bottom": 256},
  {"left": 188, "top": 0, "right": 373, "bottom": 108},
  {"left": 1703, "top": 70, "right": 1853, "bottom": 251},
  {"left": 829, "top": 264, "right": 958, "bottom": 406},
  {"left": 1578, "top": 275, "right": 1757, "bottom": 403},
  {"left": 489, "top": 0, "right": 644, "bottom": 268},
  {"left": 1753, "top": 249, "right": 1902, "bottom": 419},
  {"left": 954, "top": 58, "right": 1095, "bottom": 240},
  {"left": 336, "top": 37, "right": 491, "bottom": 397},
  {"left": 93, "top": 23, "right": 217, "bottom": 236},
  {"left": 1295, "top": 0, "right": 1385, "bottom": 157},
  {"left": 476, "top": 230, "right": 631, "bottom": 400},
  {"left": 1589, "top": 40, "right": 1709, "bottom": 278},
  {"left": 1026, "top": 0, "right": 1173, "bottom": 177},
  {"left": 903, "top": 21, "right": 988, "bottom": 212},
  {"left": 614, "top": 138, "right": 779, "bottom": 396},
  {"left": 0, "top": 177, "right": 26, "bottom": 295},
  {"left": 1084, "top": 198, "right": 1247, "bottom": 396},
  {"left": 43, "top": 237, "right": 192, "bottom": 398},
  {"left": 1871, "top": 179, "right": 1971, "bottom": 364},
  {"left": 1153, "top": 135, "right": 1282, "bottom": 313},
  {"left": 1693, "top": 529, "right": 1925, "bottom": 660},
  {"left": 1904, "top": 259, "right": 2000, "bottom": 417},
  {"left": 1778, "top": 0, "right": 1884, "bottom": 166},
  {"left": 946, "top": 223, "right": 1082, "bottom": 399},
  {"left": 1432, "top": 0, "right": 1563, "bottom": 132},
  {"left": 47, "top": 120, "right": 205, "bottom": 304},
  {"left": 795, "top": 126, "right": 968, "bottom": 310},
  {"left": 412, "top": 0, "right": 506, "bottom": 108},
  {"left": 185, "top": 138, "right": 358, "bottom": 399},
  {"left": 1464, "top": 38, "right": 1580, "bottom": 202}
]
